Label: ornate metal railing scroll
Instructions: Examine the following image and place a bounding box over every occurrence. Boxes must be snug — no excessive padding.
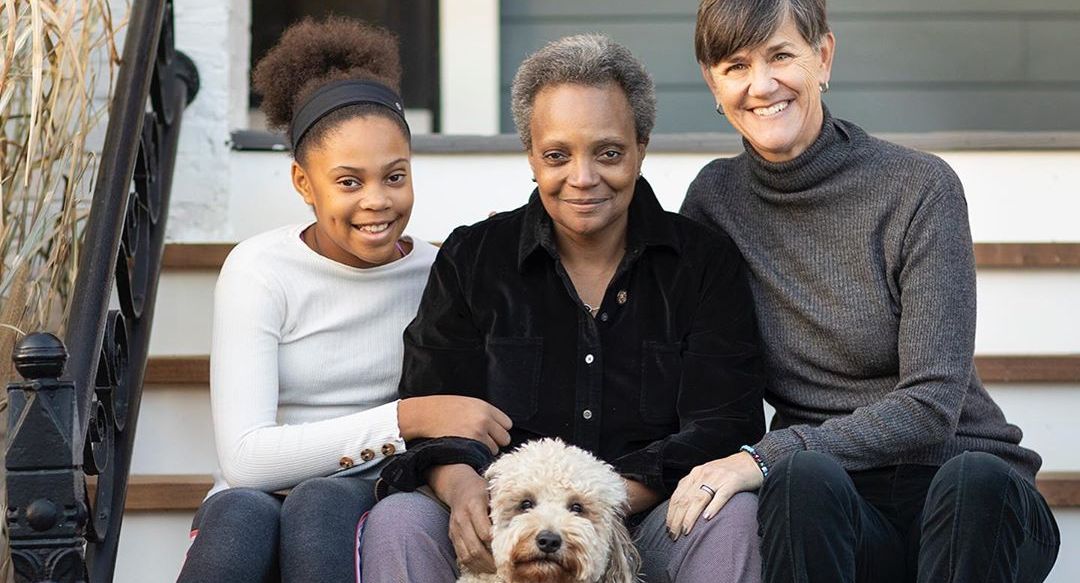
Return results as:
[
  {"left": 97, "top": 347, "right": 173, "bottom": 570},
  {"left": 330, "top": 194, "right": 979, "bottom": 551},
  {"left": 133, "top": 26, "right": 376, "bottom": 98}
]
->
[{"left": 5, "top": 1, "right": 199, "bottom": 581}]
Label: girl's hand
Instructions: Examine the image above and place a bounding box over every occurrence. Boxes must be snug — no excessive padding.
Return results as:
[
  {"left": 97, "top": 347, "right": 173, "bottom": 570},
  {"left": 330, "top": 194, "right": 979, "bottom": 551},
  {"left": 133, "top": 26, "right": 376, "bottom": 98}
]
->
[
  {"left": 398, "top": 396, "right": 513, "bottom": 454},
  {"left": 665, "top": 451, "right": 763, "bottom": 540}
]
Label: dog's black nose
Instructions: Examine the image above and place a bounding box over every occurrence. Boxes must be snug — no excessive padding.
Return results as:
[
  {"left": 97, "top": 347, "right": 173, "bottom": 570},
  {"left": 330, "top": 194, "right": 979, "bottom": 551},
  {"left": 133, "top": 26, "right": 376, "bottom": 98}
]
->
[{"left": 535, "top": 530, "right": 562, "bottom": 554}]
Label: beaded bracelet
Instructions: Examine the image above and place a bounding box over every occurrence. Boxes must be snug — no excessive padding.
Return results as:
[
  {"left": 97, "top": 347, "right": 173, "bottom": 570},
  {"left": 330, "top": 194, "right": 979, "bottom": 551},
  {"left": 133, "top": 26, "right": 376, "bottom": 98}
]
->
[{"left": 740, "top": 445, "right": 769, "bottom": 479}]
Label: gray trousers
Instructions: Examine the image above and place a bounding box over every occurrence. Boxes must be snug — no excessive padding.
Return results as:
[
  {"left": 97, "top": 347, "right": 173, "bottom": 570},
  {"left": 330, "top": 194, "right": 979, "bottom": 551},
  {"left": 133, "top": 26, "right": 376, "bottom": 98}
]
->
[{"left": 360, "top": 490, "right": 761, "bottom": 583}]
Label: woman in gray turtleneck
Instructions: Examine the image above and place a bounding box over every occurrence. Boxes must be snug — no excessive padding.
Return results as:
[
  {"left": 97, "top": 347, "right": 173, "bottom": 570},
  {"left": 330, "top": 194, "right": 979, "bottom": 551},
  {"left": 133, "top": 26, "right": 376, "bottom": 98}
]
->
[{"left": 668, "top": 1, "right": 1060, "bottom": 582}]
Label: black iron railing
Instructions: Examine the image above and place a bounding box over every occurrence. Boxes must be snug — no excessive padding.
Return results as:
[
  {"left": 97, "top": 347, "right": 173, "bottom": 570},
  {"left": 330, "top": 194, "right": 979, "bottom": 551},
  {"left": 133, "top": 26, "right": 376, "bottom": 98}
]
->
[{"left": 5, "top": 1, "right": 198, "bottom": 580}]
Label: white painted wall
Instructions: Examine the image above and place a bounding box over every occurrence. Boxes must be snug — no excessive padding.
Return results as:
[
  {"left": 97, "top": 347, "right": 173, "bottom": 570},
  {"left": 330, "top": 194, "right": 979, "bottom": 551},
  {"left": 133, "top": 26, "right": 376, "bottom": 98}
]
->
[
  {"left": 115, "top": 513, "right": 195, "bottom": 583},
  {"left": 439, "top": 0, "right": 501, "bottom": 134},
  {"left": 217, "top": 148, "right": 1080, "bottom": 245},
  {"left": 168, "top": 0, "right": 251, "bottom": 240},
  {"left": 945, "top": 152, "right": 1080, "bottom": 242},
  {"left": 976, "top": 272, "right": 1080, "bottom": 354}
]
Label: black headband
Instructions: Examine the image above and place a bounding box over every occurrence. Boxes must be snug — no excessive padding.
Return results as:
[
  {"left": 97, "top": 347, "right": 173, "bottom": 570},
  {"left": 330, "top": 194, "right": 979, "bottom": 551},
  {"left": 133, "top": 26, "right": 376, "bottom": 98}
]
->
[{"left": 289, "top": 79, "right": 407, "bottom": 152}]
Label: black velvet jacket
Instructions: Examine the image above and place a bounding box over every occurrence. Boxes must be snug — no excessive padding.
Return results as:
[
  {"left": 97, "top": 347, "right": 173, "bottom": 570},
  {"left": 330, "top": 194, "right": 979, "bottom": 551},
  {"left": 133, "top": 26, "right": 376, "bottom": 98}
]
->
[{"left": 398, "top": 177, "right": 765, "bottom": 494}]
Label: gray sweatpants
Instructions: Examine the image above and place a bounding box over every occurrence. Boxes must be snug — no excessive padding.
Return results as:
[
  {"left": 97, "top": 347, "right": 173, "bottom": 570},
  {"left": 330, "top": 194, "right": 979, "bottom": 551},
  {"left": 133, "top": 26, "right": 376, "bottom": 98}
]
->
[{"left": 360, "top": 490, "right": 761, "bottom": 583}]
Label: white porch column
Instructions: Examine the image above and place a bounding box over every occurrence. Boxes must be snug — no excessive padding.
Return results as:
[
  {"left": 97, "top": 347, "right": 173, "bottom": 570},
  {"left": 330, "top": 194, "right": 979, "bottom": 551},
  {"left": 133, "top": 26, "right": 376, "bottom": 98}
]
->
[{"left": 439, "top": 0, "right": 501, "bottom": 134}]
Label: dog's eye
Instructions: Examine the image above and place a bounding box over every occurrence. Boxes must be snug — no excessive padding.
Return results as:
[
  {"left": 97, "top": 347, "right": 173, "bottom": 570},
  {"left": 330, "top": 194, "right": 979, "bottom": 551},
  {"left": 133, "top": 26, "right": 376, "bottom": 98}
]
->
[
  {"left": 569, "top": 502, "right": 584, "bottom": 514},
  {"left": 519, "top": 499, "right": 534, "bottom": 511}
]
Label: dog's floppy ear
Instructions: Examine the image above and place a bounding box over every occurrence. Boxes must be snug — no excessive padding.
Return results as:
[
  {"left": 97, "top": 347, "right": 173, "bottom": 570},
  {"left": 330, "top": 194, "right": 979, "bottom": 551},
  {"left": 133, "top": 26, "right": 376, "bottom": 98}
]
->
[{"left": 601, "top": 520, "right": 642, "bottom": 583}]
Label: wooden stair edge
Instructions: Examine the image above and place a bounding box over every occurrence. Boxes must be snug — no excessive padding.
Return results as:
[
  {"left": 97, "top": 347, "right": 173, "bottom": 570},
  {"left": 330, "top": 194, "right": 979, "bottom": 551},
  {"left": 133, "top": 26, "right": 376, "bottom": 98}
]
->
[
  {"left": 973, "top": 243, "right": 1080, "bottom": 269},
  {"left": 88, "top": 474, "right": 212, "bottom": 512},
  {"left": 1035, "top": 471, "right": 1080, "bottom": 508},
  {"left": 144, "top": 355, "right": 1080, "bottom": 386},
  {"left": 974, "top": 355, "right": 1080, "bottom": 384},
  {"left": 93, "top": 472, "right": 1080, "bottom": 512},
  {"left": 163, "top": 242, "right": 1080, "bottom": 270},
  {"left": 162, "top": 243, "right": 234, "bottom": 270},
  {"left": 144, "top": 356, "right": 210, "bottom": 385}
]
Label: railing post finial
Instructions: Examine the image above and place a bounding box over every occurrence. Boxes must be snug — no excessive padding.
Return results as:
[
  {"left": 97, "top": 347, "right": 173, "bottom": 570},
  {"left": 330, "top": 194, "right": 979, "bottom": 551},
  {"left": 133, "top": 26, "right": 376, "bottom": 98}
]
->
[{"left": 12, "top": 332, "right": 68, "bottom": 380}]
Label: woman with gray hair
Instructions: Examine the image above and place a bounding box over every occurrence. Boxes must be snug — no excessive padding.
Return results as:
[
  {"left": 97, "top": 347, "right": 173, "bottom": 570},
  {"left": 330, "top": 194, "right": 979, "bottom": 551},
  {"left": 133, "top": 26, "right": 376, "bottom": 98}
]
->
[
  {"left": 673, "top": 1, "right": 1060, "bottom": 582},
  {"left": 361, "top": 34, "right": 767, "bottom": 582}
]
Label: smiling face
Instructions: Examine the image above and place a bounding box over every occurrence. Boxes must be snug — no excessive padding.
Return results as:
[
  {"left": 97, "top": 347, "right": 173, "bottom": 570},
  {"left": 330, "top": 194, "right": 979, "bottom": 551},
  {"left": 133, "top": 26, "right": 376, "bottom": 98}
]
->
[
  {"left": 526, "top": 82, "right": 646, "bottom": 244},
  {"left": 700, "top": 13, "right": 834, "bottom": 162},
  {"left": 291, "top": 114, "right": 413, "bottom": 268}
]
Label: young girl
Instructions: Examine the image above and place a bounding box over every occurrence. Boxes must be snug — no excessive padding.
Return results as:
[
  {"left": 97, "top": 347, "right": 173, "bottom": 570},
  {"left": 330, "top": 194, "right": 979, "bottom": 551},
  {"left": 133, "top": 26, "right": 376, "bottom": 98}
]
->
[{"left": 177, "top": 18, "right": 511, "bottom": 583}]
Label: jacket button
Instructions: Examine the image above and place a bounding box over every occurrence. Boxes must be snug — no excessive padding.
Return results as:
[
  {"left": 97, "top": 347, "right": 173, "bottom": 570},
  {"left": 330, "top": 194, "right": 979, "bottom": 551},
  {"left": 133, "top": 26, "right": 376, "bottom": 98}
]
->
[
  {"left": 360, "top": 449, "right": 376, "bottom": 462},
  {"left": 339, "top": 456, "right": 355, "bottom": 469},
  {"left": 381, "top": 443, "right": 396, "bottom": 456},
  {"left": 582, "top": 409, "right": 593, "bottom": 420}
]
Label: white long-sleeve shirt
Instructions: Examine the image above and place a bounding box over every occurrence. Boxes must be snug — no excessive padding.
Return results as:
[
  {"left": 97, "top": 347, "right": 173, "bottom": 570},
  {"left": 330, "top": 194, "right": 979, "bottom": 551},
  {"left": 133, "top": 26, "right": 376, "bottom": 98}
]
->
[{"left": 206, "top": 223, "right": 437, "bottom": 495}]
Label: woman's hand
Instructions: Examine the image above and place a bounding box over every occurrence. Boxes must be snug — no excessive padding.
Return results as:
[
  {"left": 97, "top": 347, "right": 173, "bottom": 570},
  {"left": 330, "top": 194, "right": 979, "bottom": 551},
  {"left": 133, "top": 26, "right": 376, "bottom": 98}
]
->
[
  {"left": 430, "top": 464, "right": 496, "bottom": 574},
  {"left": 398, "top": 396, "right": 513, "bottom": 454},
  {"left": 665, "top": 451, "right": 763, "bottom": 540}
]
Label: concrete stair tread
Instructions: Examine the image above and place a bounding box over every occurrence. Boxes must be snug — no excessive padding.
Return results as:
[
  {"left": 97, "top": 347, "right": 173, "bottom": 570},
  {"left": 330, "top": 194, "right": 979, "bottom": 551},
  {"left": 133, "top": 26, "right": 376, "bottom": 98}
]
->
[
  {"left": 143, "top": 355, "right": 1080, "bottom": 385},
  {"left": 163, "top": 243, "right": 1080, "bottom": 270},
  {"left": 95, "top": 472, "right": 1080, "bottom": 511}
]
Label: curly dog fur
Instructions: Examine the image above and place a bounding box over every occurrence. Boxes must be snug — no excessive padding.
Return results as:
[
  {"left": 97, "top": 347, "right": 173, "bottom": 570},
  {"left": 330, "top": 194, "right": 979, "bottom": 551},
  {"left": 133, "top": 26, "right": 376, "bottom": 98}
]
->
[{"left": 457, "top": 439, "right": 641, "bottom": 583}]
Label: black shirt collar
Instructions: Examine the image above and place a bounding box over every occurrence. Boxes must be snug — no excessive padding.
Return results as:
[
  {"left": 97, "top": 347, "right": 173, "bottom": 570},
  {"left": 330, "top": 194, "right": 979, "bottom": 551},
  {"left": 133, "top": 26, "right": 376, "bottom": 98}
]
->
[{"left": 516, "top": 176, "right": 680, "bottom": 272}]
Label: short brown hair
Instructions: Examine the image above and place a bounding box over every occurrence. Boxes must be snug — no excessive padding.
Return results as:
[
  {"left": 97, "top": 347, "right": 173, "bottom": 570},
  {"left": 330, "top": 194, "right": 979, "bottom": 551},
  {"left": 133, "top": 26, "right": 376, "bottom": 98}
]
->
[{"left": 695, "top": 0, "right": 829, "bottom": 66}]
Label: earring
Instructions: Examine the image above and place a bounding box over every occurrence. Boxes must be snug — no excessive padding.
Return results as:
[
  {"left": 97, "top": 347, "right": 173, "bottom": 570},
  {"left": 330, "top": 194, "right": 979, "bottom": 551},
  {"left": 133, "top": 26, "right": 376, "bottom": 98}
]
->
[
  {"left": 819, "top": 81, "right": 829, "bottom": 93},
  {"left": 715, "top": 103, "right": 725, "bottom": 116},
  {"left": 531, "top": 177, "right": 537, "bottom": 183}
]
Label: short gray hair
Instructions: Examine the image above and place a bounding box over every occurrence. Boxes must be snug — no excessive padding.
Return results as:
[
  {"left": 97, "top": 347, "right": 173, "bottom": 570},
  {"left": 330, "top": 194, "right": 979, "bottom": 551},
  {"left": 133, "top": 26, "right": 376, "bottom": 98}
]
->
[{"left": 510, "top": 34, "right": 656, "bottom": 149}]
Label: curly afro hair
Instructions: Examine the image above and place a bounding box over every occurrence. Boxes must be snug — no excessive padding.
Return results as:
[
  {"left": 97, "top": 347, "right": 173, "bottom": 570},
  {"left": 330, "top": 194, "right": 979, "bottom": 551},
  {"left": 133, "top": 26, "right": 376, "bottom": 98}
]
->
[{"left": 252, "top": 17, "right": 408, "bottom": 160}]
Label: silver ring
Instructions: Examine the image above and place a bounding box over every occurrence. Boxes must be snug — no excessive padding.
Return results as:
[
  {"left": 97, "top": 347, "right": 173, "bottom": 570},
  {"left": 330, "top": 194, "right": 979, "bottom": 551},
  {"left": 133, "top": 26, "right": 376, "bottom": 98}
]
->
[{"left": 699, "top": 484, "right": 717, "bottom": 498}]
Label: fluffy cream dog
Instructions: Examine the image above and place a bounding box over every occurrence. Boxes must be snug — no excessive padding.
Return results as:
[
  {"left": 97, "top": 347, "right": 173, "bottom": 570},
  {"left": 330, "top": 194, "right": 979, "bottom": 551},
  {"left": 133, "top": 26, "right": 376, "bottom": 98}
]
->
[{"left": 458, "top": 438, "right": 641, "bottom": 583}]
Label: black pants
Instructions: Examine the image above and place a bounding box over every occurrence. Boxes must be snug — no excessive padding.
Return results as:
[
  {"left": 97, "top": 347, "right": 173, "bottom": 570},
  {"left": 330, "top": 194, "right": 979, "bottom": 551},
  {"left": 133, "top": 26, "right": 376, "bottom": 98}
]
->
[
  {"left": 176, "top": 476, "right": 376, "bottom": 583},
  {"left": 758, "top": 451, "right": 1060, "bottom": 583}
]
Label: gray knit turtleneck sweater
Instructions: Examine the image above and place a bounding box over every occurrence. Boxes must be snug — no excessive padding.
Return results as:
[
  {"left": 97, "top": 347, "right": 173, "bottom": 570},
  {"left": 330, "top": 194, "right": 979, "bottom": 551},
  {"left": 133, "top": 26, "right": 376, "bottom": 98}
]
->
[{"left": 681, "top": 111, "right": 1042, "bottom": 482}]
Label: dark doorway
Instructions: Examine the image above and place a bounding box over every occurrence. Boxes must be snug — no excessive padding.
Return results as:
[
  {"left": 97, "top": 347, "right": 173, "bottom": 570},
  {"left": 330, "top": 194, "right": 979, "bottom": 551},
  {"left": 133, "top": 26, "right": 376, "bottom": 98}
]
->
[{"left": 250, "top": 1, "right": 440, "bottom": 131}]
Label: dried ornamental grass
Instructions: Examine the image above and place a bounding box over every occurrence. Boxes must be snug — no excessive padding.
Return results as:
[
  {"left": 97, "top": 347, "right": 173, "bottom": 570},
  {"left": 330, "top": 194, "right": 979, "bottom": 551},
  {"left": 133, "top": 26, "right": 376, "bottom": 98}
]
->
[{"left": 1, "top": 0, "right": 125, "bottom": 578}]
